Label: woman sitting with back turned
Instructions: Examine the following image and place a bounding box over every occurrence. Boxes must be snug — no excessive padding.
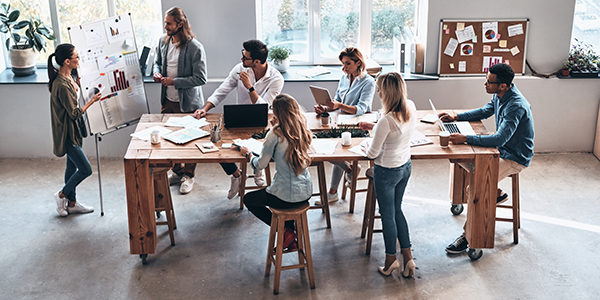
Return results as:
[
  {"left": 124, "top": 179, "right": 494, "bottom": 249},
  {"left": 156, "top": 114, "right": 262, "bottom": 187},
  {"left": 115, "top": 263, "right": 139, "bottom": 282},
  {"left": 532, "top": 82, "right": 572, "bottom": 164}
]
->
[
  {"left": 358, "top": 72, "right": 417, "bottom": 277},
  {"left": 242, "top": 94, "right": 313, "bottom": 250},
  {"left": 48, "top": 43, "right": 102, "bottom": 216},
  {"left": 314, "top": 47, "right": 375, "bottom": 204}
]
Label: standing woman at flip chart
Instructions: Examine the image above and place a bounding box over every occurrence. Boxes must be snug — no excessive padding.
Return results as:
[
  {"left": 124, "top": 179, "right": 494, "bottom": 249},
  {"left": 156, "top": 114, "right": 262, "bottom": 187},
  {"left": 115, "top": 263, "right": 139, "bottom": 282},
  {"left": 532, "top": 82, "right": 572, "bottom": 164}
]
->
[
  {"left": 358, "top": 72, "right": 417, "bottom": 278},
  {"left": 48, "top": 43, "right": 101, "bottom": 217}
]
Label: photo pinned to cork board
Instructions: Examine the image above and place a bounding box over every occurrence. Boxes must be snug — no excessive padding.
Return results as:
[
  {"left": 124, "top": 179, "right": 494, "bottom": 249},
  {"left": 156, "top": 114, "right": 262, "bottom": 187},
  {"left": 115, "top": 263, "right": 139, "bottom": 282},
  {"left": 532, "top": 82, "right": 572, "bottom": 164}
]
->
[{"left": 438, "top": 19, "right": 529, "bottom": 76}]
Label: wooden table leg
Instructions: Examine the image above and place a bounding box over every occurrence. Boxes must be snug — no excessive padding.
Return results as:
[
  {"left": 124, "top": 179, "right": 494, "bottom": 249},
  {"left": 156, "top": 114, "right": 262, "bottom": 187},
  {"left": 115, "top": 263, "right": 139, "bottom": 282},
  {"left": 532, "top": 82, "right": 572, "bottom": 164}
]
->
[
  {"left": 348, "top": 160, "right": 359, "bottom": 214},
  {"left": 464, "top": 153, "right": 499, "bottom": 249},
  {"left": 239, "top": 162, "right": 247, "bottom": 210},
  {"left": 449, "top": 162, "right": 470, "bottom": 205},
  {"left": 124, "top": 158, "right": 156, "bottom": 255},
  {"left": 316, "top": 161, "right": 331, "bottom": 228}
]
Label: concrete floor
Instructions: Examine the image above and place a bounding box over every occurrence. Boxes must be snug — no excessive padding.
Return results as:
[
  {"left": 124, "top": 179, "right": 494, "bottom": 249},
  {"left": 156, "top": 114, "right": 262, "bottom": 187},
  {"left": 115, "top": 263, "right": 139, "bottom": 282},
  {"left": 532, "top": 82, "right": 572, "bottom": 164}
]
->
[{"left": 1, "top": 153, "right": 599, "bottom": 299}]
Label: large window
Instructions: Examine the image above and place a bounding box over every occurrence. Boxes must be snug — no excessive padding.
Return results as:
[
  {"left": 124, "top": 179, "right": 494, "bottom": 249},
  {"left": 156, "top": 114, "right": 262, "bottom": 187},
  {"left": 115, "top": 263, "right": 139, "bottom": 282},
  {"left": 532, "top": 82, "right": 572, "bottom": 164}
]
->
[
  {"left": 571, "top": 0, "right": 600, "bottom": 50},
  {"left": 257, "top": 0, "right": 416, "bottom": 64},
  {"left": 2, "top": 0, "right": 162, "bottom": 68}
]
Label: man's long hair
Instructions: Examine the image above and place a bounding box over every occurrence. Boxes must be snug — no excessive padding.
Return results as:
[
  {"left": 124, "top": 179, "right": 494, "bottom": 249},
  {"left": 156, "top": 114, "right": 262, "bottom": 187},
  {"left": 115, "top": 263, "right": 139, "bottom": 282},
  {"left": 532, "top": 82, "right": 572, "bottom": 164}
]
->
[{"left": 163, "top": 7, "right": 195, "bottom": 47}]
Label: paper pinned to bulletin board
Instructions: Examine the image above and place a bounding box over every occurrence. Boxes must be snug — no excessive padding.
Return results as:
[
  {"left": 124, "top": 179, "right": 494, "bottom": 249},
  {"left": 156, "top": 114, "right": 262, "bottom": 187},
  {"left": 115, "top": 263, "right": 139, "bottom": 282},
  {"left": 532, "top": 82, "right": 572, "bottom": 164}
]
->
[
  {"left": 438, "top": 19, "right": 528, "bottom": 76},
  {"left": 68, "top": 13, "right": 149, "bottom": 135}
]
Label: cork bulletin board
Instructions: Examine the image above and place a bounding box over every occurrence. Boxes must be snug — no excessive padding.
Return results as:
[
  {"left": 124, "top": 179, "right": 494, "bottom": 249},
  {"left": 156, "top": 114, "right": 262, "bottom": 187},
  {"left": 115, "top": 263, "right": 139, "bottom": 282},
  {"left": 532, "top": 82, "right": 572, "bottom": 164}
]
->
[{"left": 438, "top": 19, "right": 529, "bottom": 76}]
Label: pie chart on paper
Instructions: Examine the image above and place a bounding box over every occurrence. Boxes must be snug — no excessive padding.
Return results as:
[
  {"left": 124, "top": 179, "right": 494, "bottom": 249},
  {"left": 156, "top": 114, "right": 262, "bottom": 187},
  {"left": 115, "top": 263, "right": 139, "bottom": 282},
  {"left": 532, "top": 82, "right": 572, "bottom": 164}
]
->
[
  {"left": 485, "top": 30, "right": 496, "bottom": 40},
  {"left": 462, "top": 44, "right": 473, "bottom": 55}
]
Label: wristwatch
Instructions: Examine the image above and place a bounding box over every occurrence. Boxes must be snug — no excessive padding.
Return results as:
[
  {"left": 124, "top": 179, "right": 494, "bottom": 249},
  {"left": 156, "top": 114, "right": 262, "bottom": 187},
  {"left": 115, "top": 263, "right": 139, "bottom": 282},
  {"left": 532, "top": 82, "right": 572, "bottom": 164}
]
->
[
  {"left": 245, "top": 152, "right": 251, "bottom": 158},
  {"left": 248, "top": 86, "right": 255, "bottom": 93}
]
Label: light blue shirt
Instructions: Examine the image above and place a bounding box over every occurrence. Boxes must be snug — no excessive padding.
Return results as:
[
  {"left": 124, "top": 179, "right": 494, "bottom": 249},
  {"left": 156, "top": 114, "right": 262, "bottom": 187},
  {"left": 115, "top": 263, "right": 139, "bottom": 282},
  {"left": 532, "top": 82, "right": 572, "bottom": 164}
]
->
[
  {"left": 458, "top": 84, "right": 535, "bottom": 167},
  {"left": 249, "top": 130, "right": 313, "bottom": 202},
  {"left": 334, "top": 72, "right": 375, "bottom": 116}
]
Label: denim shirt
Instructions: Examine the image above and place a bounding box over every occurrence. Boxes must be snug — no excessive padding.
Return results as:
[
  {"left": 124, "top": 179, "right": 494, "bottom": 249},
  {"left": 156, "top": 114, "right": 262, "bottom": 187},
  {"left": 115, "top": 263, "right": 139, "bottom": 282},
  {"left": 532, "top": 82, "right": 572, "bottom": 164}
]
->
[
  {"left": 334, "top": 72, "right": 375, "bottom": 116},
  {"left": 458, "top": 84, "right": 535, "bottom": 167},
  {"left": 249, "top": 130, "right": 313, "bottom": 202}
]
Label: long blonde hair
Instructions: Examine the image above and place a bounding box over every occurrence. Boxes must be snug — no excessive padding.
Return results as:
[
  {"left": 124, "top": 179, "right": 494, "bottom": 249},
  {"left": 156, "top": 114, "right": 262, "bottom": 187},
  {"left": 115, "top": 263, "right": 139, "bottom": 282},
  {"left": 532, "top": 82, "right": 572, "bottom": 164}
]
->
[
  {"left": 271, "top": 94, "right": 313, "bottom": 176},
  {"left": 376, "top": 72, "right": 411, "bottom": 122},
  {"left": 163, "top": 7, "right": 195, "bottom": 47}
]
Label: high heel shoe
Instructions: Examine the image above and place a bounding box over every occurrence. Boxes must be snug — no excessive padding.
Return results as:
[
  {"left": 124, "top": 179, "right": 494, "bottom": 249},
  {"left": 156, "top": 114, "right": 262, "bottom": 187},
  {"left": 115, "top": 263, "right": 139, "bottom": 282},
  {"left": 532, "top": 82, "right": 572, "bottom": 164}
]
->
[
  {"left": 378, "top": 260, "right": 400, "bottom": 276},
  {"left": 402, "top": 259, "right": 416, "bottom": 278}
]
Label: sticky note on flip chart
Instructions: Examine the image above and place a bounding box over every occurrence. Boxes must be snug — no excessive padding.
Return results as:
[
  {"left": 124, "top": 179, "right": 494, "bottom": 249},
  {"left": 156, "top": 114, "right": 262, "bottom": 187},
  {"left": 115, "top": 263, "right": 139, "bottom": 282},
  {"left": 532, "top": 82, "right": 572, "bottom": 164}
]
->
[
  {"left": 450, "top": 63, "right": 455, "bottom": 69},
  {"left": 457, "top": 23, "right": 465, "bottom": 30},
  {"left": 499, "top": 40, "right": 507, "bottom": 48},
  {"left": 510, "top": 46, "right": 520, "bottom": 56},
  {"left": 458, "top": 61, "right": 466, "bottom": 72}
]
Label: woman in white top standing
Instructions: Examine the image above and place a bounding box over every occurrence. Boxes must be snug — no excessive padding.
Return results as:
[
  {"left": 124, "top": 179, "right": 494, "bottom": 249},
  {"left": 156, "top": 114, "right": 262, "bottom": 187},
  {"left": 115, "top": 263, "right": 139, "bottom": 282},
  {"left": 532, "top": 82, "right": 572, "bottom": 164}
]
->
[{"left": 359, "top": 72, "right": 417, "bottom": 278}]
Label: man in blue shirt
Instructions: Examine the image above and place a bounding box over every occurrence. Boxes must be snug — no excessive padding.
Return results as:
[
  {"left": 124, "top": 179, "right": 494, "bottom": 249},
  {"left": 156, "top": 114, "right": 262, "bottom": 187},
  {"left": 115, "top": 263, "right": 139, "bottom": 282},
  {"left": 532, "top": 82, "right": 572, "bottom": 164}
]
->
[{"left": 438, "top": 63, "right": 535, "bottom": 254}]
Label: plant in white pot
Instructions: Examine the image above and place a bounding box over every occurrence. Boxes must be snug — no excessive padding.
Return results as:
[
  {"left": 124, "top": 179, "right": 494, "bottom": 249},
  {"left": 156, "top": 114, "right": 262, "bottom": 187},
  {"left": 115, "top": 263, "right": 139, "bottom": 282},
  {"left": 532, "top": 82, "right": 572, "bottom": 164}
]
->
[
  {"left": 268, "top": 45, "right": 291, "bottom": 73},
  {"left": 1, "top": 3, "right": 56, "bottom": 76}
]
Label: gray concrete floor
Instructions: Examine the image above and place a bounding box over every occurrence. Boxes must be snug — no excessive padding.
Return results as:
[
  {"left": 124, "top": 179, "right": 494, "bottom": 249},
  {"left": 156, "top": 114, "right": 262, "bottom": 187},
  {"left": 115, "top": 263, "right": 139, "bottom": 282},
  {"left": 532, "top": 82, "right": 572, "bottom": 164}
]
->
[{"left": 1, "top": 153, "right": 599, "bottom": 299}]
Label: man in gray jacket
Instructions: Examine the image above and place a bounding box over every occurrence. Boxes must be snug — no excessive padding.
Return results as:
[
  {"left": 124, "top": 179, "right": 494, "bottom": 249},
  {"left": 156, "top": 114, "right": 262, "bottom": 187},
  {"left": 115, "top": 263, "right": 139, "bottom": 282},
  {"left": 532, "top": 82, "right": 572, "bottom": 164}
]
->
[{"left": 153, "top": 6, "right": 207, "bottom": 194}]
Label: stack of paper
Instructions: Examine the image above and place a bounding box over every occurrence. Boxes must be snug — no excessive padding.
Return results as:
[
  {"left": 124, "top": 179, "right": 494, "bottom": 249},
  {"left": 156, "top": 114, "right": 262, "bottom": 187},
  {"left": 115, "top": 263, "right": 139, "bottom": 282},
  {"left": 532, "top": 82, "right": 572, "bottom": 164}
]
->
[
  {"left": 130, "top": 125, "right": 172, "bottom": 141},
  {"left": 297, "top": 66, "right": 331, "bottom": 78},
  {"left": 232, "top": 138, "right": 264, "bottom": 156},
  {"left": 164, "top": 115, "right": 209, "bottom": 128},
  {"left": 162, "top": 127, "right": 209, "bottom": 144},
  {"left": 337, "top": 113, "right": 379, "bottom": 125},
  {"left": 311, "top": 139, "right": 338, "bottom": 154}
]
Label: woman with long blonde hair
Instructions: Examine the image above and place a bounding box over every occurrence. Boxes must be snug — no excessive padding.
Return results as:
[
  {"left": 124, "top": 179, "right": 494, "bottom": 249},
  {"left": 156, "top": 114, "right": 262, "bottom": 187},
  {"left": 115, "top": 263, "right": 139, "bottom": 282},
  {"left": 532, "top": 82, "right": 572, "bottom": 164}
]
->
[
  {"left": 242, "top": 94, "right": 313, "bottom": 250},
  {"left": 359, "top": 72, "right": 417, "bottom": 277}
]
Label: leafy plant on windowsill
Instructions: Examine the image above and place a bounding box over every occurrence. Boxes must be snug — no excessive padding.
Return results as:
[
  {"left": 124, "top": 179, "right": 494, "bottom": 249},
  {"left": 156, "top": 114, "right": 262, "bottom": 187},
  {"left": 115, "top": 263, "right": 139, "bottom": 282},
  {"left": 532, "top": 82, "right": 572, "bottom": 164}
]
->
[
  {"left": 268, "top": 45, "right": 292, "bottom": 65},
  {"left": 0, "top": 3, "right": 56, "bottom": 52},
  {"left": 565, "top": 38, "right": 599, "bottom": 76}
]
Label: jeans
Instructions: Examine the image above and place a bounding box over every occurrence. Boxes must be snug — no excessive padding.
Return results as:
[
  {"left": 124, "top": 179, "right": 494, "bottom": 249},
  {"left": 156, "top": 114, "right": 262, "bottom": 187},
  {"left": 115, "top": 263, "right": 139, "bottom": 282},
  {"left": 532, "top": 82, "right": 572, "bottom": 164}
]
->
[
  {"left": 62, "top": 143, "right": 93, "bottom": 202},
  {"left": 244, "top": 188, "right": 309, "bottom": 229},
  {"left": 374, "top": 160, "right": 412, "bottom": 255}
]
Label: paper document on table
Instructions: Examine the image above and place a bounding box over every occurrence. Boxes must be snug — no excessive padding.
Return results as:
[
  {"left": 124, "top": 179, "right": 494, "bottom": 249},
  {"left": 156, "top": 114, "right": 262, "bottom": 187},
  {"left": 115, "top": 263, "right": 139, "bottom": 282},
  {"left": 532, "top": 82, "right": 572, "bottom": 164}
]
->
[
  {"left": 348, "top": 139, "right": 372, "bottom": 156},
  {"left": 233, "top": 138, "right": 264, "bottom": 156},
  {"left": 410, "top": 130, "right": 433, "bottom": 147},
  {"left": 131, "top": 125, "right": 172, "bottom": 141},
  {"left": 337, "top": 113, "right": 379, "bottom": 125},
  {"left": 164, "top": 115, "right": 209, "bottom": 128},
  {"left": 297, "top": 66, "right": 331, "bottom": 78},
  {"left": 162, "top": 127, "right": 210, "bottom": 144},
  {"left": 311, "top": 139, "right": 338, "bottom": 154}
]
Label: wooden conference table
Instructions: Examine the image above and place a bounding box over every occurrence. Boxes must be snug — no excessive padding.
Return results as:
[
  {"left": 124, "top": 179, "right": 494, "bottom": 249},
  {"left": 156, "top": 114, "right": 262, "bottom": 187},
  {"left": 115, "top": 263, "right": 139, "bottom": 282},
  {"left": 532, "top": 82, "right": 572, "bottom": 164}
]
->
[{"left": 124, "top": 111, "right": 499, "bottom": 259}]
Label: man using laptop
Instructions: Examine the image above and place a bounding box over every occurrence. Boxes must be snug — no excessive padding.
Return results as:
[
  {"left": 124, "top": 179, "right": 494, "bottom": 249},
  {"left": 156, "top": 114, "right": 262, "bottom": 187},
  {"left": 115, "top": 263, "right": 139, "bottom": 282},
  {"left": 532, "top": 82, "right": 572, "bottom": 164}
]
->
[
  {"left": 438, "top": 63, "right": 534, "bottom": 254},
  {"left": 193, "top": 39, "right": 284, "bottom": 199}
]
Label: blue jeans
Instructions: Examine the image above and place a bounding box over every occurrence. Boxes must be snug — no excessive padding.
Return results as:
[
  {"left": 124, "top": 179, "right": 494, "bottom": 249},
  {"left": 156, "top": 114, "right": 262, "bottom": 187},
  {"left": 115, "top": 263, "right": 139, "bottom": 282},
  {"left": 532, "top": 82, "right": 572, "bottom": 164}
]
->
[
  {"left": 62, "top": 143, "right": 93, "bottom": 202},
  {"left": 374, "top": 160, "right": 412, "bottom": 255}
]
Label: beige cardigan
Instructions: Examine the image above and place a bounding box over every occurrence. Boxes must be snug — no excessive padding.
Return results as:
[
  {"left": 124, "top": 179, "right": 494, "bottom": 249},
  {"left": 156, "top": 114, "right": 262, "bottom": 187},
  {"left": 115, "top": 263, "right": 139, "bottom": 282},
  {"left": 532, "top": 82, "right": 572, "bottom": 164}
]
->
[{"left": 50, "top": 74, "right": 83, "bottom": 157}]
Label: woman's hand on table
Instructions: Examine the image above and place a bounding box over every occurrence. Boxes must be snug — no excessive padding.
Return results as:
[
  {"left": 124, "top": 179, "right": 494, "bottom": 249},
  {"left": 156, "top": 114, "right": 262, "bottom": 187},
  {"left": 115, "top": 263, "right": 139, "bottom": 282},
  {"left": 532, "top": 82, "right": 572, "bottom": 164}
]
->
[
  {"left": 358, "top": 122, "right": 374, "bottom": 131},
  {"left": 240, "top": 146, "right": 252, "bottom": 158}
]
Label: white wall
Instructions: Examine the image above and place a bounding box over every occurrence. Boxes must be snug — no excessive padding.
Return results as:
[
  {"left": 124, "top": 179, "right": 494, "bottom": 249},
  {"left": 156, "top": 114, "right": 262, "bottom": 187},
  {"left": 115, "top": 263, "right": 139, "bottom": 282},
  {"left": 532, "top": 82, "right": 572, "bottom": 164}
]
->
[{"left": 0, "top": 0, "right": 598, "bottom": 158}]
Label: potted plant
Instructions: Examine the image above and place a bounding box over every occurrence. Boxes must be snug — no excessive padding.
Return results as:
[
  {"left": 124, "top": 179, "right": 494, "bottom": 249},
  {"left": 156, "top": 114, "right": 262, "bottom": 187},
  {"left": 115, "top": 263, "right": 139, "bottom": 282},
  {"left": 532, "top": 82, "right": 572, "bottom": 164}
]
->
[
  {"left": 561, "top": 61, "right": 572, "bottom": 77},
  {"left": 0, "top": 3, "right": 56, "bottom": 76},
  {"left": 566, "top": 38, "right": 599, "bottom": 78},
  {"left": 268, "top": 45, "right": 292, "bottom": 73}
]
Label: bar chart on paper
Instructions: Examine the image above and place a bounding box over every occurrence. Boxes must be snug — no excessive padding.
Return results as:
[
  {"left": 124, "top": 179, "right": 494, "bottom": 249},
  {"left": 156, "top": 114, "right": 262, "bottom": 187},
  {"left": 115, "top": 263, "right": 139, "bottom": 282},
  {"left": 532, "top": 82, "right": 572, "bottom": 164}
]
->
[{"left": 110, "top": 69, "right": 130, "bottom": 93}]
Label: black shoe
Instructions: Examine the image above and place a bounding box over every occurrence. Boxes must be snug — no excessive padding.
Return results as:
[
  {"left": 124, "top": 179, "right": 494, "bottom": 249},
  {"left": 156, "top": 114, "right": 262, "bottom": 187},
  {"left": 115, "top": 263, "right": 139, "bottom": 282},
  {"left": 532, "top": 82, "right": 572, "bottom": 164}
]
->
[
  {"left": 497, "top": 191, "right": 508, "bottom": 205},
  {"left": 446, "top": 235, "right": 468, "bottom": 254}
]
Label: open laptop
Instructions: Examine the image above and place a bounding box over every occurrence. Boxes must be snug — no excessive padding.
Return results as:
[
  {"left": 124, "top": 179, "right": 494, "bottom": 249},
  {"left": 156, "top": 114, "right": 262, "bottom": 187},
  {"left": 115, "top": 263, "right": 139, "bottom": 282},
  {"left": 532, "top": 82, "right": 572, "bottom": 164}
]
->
[
  {"left": 429, "top": 99, "right": 476, "bottom": 135},
  {"left": 309, "top": 85, "right": 333, "bottom": 106},
  {"left": 223, "top": 103, "right": 268, "bottom": 128}
]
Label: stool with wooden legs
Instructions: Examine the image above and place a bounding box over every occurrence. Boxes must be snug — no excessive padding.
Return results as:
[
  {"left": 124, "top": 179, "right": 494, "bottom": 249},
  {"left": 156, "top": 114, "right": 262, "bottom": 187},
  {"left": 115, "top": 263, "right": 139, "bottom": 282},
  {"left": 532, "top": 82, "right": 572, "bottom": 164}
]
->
[
  {"left": 265, "top": 202, "right": 315, "bottom": 295},
  {"left": 308, "top": 161, "right": 331, "bottom": 228},
  {"left": 153, "top": 167, "right": 176, "bottom": 246},
  {"left": 341, "top": 160, "right": 373, "bottom": 213},
  {"left": 361, "top": 167, "right": 382, "bottom": 255},
  {"left": 238, "top": 162, "right": 272, "bottom": 209},
  {"left": 496, "top": 173, "right": 520, "bottom": 244}
]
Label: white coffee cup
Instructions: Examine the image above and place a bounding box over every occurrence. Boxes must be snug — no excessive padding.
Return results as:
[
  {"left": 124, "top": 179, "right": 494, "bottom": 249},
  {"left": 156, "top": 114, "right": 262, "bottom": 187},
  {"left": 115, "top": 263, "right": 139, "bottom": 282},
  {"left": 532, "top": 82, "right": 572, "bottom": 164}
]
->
[
  {"left": 439, "top": 131, "right": 450, "bottom": 148},
  {"left": 150, "top": 130, "right": 160, "bottom": 145},
  {"left": 341, "top": 131, "right": 352, "bottom": 146}
]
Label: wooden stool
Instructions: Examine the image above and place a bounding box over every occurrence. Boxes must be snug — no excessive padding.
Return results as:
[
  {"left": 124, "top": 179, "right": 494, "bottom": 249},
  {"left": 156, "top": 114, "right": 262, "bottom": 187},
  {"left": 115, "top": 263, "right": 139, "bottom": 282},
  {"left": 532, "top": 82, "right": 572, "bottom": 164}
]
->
[
  {"left": 361, "top": 167, "right": 382, "bottom": 255},
  {"left": 308, "top": 161, "right": 331, "bottom": 228},
  {"left": 496, "top": 173, "right": 520, "bottom": 244},
  {"left": 265, "top": 202, "right": 315, "bottom": 295},
  {"left": 153, "top": 168, "right": 176, "bottom": 246},
  {"left": 239, "top": 162, "right": 272, "bottom": 209},
  {"left": 341, "top": 160, "right": 373, "bottom": 213}
]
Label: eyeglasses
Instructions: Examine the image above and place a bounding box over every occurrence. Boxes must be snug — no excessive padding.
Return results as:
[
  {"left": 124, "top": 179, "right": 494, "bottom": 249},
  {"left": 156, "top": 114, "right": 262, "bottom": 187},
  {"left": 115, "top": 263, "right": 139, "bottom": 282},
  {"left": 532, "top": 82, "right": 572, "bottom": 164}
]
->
[{"left": 241, "top": 50, "right": 253, "bottom": 61}]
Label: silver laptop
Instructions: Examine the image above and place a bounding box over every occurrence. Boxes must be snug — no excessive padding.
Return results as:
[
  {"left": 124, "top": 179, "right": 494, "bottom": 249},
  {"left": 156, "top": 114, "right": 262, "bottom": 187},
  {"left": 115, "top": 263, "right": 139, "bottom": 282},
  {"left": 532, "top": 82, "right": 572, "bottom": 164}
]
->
[
  {"left": 309, "top": 85, "right": 333, "bottom": 106},
  {"left": 429, "top": 99, "right": 476, "bottom": 135}
]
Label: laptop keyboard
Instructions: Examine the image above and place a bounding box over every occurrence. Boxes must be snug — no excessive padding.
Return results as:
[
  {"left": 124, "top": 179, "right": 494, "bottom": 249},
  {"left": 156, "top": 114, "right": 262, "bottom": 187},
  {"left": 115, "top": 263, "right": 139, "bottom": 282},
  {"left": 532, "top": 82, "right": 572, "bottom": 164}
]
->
[{"left": 444, "top": 123, "right": 460, "bottom": 134}]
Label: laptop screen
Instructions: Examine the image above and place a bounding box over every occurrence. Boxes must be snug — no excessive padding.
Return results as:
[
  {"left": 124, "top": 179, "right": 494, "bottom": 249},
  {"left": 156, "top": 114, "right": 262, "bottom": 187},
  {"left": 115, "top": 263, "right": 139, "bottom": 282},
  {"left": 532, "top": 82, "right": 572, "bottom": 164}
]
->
[{"left": 223, "top": 104, "right": 268, "bottom": 128}]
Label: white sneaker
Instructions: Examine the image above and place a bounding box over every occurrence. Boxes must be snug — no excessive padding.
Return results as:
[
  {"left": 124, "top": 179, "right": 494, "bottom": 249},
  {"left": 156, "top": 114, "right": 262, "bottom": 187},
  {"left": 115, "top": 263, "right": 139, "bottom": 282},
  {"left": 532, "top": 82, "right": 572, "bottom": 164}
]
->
[
  {"left": 168, "top": 171, "right": 183, "bottom": 185},
  {"left": 227, "top": 176, "right": 241, "bottom": 199},
  {"left": 254, "top": 169, "right": 266, "bottom": 187},
  {"left": 67, "top": 202, "right": 94, "bottom": 214},
  {"left": 54, "top": 191, "right": 68, "bottom": 217},
  {"left": 180, "top": 175, "right": 194, "bottom": 194},
  {"left": 315, "top": 192, "right": 339, "bottom": 206}
]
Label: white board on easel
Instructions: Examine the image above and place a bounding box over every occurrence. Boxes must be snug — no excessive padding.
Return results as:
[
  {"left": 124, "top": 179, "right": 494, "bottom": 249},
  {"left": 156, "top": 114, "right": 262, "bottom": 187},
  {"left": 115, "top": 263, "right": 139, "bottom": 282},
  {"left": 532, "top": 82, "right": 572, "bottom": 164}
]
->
[{"left": 68, "top": 13, "right": 149, "bottom": 135}]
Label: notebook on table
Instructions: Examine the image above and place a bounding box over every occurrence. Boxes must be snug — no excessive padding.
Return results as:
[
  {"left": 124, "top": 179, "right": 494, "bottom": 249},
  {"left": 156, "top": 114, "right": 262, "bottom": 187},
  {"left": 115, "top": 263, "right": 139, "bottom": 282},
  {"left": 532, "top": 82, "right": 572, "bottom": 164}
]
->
[
  {"left": 223, "top": 103, "right": 269, "bottom": 128},
  {"left": 429, "top": 99, "right": 476, "bottom": 135}
]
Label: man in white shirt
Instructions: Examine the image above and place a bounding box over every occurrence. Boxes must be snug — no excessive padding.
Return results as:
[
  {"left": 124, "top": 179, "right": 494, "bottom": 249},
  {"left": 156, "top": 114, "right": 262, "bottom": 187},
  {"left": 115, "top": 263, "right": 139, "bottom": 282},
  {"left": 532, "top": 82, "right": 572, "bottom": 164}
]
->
[
  {"left": 194, "top": 39, "right": 284, "bottom": 199},
  {"left": 153, "top": 7, "right": 207, "bottom": 194}
]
